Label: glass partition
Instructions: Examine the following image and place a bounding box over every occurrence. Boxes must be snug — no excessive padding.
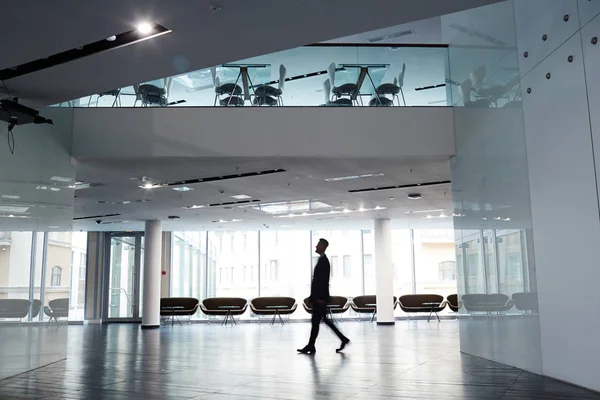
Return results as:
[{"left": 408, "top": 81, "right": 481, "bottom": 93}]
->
[{"left": 54, "top": 45, "right": 450, "bottom": 108}]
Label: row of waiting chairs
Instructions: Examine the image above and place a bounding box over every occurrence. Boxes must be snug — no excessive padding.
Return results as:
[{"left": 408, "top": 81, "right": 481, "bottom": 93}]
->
[
  {"left": 0, "top": 298, "right": 69, "bottom": 326},
  {"left": 160, "top": 292, "right": 539, "bottom": 326},
  {"left": 160, "top": 294, "right": 459, "bottom": 326}
]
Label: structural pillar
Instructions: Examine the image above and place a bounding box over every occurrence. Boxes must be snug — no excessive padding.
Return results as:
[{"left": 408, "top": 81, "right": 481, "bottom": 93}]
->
[
  {"left": 374, "top": 218, "right": 394, "bottom": 325},
  {"left": 141, "top": 220, "right": 162, "bottom": 329}
]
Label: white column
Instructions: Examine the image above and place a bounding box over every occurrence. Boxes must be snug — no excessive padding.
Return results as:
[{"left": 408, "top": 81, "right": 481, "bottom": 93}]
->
[
  {"left": 374, "top": 218, "right": 394, "bottom": 324},
  {"left": 142, "top": 220, "right": 162, "bottom": 329}
]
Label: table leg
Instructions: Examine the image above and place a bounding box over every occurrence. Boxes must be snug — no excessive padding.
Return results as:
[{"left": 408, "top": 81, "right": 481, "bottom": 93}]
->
[
  {"left": 227, "top": 71, "right": 243, "bottom": 106},
  {"left": 241, "top": 67, "right": 251, "bottom": 102},
  {"left": 352, "top": 67, "right": 368, "bottom": 103},
  {"left": 366, "top": 71, "right": 382, "bottom": 106},
  {"left": 246, "top": 73, "right": 258, "bottom": 106},
  {"left": 428, "top": 307, "right": 433, "bottom": 322},
  {"left": 370, "top": 310, "right": 377, "bottom": 323},
  {"left": 271, "top": 312, "right": 276, "bottom": 326}
]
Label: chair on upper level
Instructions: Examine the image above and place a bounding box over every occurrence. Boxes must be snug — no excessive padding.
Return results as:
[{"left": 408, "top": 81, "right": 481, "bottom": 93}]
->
[
  {"left": 397, "top": 294, "right": 446, "bottom": 322},
  {"left": 253, "top": 64, "right": 287, "bottom": 106},
  {"left": 321, "top": 79, "right": 353, "bottom": 107},
  {"left": 372, "top": 63, "right": 406, "bottom": 106},
  {"left": 328, "top": 62, "right": 360, "bottom": 105},
  {"left": 211, "top": 67, "right": 244, "bottom": 107},
  {"left": 88, "top": 89, "right": 121, "bottom": 107},
  {"left": 459, "top": 79, "right": 491, "bottom": 108}
]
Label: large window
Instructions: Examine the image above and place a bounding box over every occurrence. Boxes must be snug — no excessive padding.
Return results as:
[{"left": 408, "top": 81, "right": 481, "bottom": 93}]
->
[
  {"left": 497, "top": 230, "right": 525, "bottom": 296},
  {"left": 171, "top": 232, "right": 207, "bottom": 302},
  {"left": 413, "top": 229, "right": 457, "bottom": 299},
  {"left": 259, "top": 231, "right": 311, "bottom": 319},
  {"left": 0, "top": 231, "right": 87, "bottom": 323},
  {"left": 208, "top": 231, "right": 258, "bottom": 303}
]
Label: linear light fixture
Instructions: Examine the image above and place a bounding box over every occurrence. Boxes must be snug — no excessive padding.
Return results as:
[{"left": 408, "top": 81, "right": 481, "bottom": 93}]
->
[
  {"left": 404, "top": 209, "right": 444, "bottom": 215},
  {"left": 0, "top": 23, "right": 171, "bottom": 81},
  {"left": 325, "top": 173, "right": 384, "bottom": 182},
  {"left": 274, "top": 206, "right": 386, "bottom": 218}
]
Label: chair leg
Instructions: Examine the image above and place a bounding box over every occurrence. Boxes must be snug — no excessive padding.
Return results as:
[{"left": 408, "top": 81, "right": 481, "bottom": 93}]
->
[{"left": 400, "top": 88, "right": 406, "bottom": 106}]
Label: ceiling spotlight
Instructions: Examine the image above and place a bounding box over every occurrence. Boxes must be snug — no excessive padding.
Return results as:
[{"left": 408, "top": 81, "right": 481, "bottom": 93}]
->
[
  {"left": 142, "top": 183, "right": 155, "bottom": 189},
  {"left": 358, "top": 207, "right": 366, "bottom": 212},
  {"left": 106, "top": 35, "right": 117, "bottom": 42},
  {"left": 408, "top": 193, "right": 422, "bottom": 200},
  {"left": 137, "top": 22, "right": 153, "bottom": 34}
]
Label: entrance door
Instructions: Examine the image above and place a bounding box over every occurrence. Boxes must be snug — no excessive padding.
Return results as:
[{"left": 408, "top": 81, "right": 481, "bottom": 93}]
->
[{"left": 103, "top": 233, "right": 144, "bottom": 322}]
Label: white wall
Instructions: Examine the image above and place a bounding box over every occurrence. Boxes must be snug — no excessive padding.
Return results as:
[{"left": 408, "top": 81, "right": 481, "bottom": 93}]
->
[
  {"left": 72, "top": 107, "right": 455, "bottom": 159},
  {"left": 516, "top": 0, "right": 600, "bottom": 391}
]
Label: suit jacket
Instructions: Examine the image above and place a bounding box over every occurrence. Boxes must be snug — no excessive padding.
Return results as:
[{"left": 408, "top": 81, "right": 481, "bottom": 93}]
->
[{"left": 310, "top": 254, "right": 330, "bottom": 302}]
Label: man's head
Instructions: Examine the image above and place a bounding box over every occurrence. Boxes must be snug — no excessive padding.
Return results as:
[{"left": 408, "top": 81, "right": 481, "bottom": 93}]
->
[{"left": 315, "top": 238, "right": 329, "bottom": 255}]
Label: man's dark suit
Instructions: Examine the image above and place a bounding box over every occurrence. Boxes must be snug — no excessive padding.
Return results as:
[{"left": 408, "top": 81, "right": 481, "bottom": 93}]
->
[{"left": 307, "top": 254, "right": 348, "bottom": 347}]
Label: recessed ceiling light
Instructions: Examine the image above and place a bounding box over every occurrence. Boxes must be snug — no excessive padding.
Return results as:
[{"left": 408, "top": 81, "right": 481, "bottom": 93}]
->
[
  {"left": 404, "top": 209, "right": 444, "bottom": 215},
  {"left": 106, "top": 35, "right": 117, "bottom": 42},
  {"left": 183, "top": 205, "right": 205, "bottom": 209},
  {"left": 173, "top": 187, "right": 194, "bottom": 192},
  {"left": 49, "top": 226, "right": 60, "bottom": 229},
  {"left": 168, "top": 215, "right": 180, "bottom": 220},
  {"left": 407, "top": 193, "right": 422, "bottom": 200},
  {"left": 50, "top": 176, "right": 73, "bottom": 183},
  {"left": 136, "top": 22, "right": 153, "bottom": 34},
  {"left": 36, "top": 185, "right": 48, "bottom": 191},
  {"left": 1, "top": 195, "right": 20, "bottom": 200},
  {"left": 325, "top": 173, "right": 384, "bottom": 182},
  {"left": 0, "top": 205, "right": 29, "bottom": 213},
  {"left": 50, "top": 187, "right": 61, "bottom": 192},
  {"left": 231, "top": 194, "right": 252, "bottom": 200}
]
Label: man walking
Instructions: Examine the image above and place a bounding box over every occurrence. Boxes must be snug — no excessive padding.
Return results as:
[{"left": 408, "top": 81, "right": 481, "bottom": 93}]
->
[{"left": 298, "top": 238, "right": 350, "bottom": 354}]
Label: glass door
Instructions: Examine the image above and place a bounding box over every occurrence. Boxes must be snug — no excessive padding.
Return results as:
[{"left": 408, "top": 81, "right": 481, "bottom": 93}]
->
[{"left": 104, "top": 233, "right": 143, "bottom": 322}]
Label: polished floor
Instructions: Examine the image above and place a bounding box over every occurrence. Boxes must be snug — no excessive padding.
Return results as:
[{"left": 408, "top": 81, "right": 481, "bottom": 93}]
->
[{"left": 0, "top": 321, "right": 599, "bottom": 399}]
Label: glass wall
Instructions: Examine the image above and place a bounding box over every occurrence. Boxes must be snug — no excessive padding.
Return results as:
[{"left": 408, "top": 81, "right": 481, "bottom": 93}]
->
[
  {"left": 171, "top": 232, "right": 207, "bottom": 300},
  {"left": 168, "top": 228, "right": 460, "bottom": 319},
  {"left": 55, "top": 45, "right": 450, "bottom": 108},
  {"left": 208, "top": 231, "right": 259, "bottom": 300},
  {"left": 0, "top": 231, "right": 87, "bottom": 323}
]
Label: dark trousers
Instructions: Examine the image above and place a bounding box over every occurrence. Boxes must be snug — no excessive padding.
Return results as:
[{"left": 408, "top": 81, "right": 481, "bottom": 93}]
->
[{"left": 308, "top": 303, "right": 348, "bottom": 347}]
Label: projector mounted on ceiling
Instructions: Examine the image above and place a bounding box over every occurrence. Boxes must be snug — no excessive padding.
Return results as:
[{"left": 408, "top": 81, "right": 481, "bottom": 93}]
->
[
  {"left": 0, "top": 98, "right": 53, "bottom": 155},
  {"left": 0, "top": 99, "right": 53, "bottom": 128}
]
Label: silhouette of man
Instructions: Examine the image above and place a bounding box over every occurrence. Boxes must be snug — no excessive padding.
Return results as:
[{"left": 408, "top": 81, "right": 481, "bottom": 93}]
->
[{"left": 298, "top": 238, "right": 350, "bottom": 354}]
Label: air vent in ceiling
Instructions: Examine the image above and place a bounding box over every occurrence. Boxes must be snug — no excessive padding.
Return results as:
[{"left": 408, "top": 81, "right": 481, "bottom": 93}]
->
[
  {"left": 73, "top": 213, "right": 121, "bottom": 221},
  {"left": 165, "top": 169, "right": 286, "bottom": 188},
  {"left": 348, "top": 180, "right": 451, "bottom": 194},
  {"left": 367, "top": 30, "right": 415, "bottom": 43}
]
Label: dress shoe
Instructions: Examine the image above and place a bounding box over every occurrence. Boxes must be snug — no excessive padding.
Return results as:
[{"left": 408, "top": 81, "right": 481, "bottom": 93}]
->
[
  {"left": 336, "top": 339, "right": 350, "bottom": 353},
  {"left": 297, "top": 346, "right": 316, "bottom": 354}
]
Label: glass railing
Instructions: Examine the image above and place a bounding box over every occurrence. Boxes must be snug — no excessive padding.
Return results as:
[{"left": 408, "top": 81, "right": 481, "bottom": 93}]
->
[{"left": 54, "top": 44, "right": 452, "bottom": 108}]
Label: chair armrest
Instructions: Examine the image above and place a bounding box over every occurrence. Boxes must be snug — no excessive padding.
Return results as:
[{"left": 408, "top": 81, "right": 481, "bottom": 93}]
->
[{"left": 290, "top": 303, "right": 298, "bottom": 312}]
